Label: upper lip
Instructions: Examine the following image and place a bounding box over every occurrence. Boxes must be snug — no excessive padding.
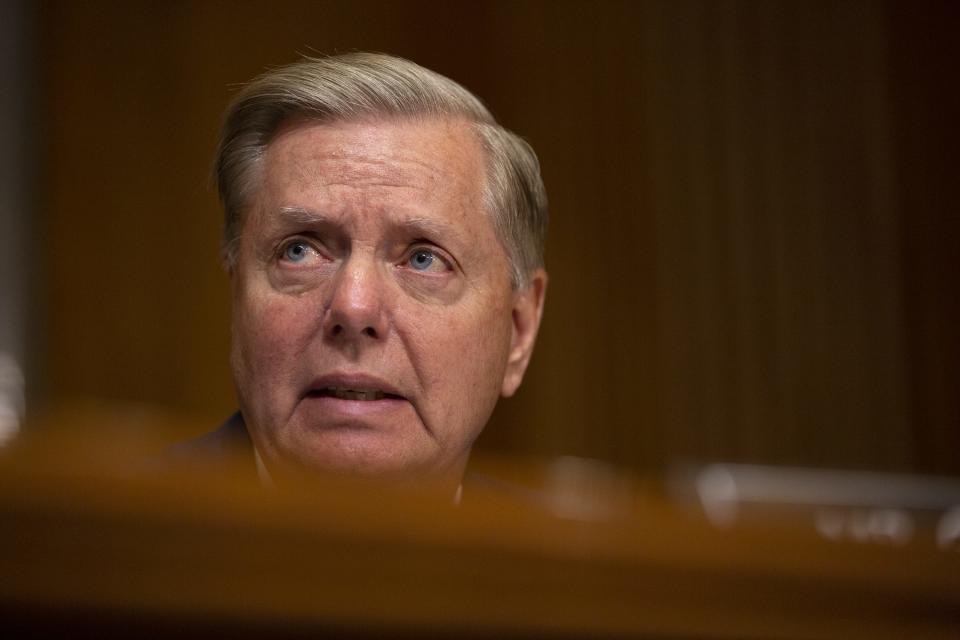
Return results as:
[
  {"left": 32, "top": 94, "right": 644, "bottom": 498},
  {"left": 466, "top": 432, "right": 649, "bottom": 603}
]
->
[{"left": 305, "top": 373, "right": 406, "bottom": 399}]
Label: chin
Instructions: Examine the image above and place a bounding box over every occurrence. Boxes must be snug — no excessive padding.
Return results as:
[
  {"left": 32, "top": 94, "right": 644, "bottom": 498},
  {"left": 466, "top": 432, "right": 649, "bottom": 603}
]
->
[{"left": 281, "top": 430, "right": 442, "bottom": 480}]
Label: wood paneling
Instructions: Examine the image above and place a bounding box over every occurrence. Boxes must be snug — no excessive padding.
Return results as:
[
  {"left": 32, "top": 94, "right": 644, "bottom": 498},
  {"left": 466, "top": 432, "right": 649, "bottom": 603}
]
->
[{"left": 34, "top": 1, "right": 960, "bottom": 474}]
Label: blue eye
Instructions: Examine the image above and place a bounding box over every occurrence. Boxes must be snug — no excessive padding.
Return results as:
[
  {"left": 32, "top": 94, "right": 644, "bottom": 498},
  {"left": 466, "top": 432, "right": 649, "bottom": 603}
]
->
[
  {"left": 409, "top": 249, "right": 436, "bottom": 271},
  {"left": 284, "top": 242, "right": 311, "bottom": 263}
]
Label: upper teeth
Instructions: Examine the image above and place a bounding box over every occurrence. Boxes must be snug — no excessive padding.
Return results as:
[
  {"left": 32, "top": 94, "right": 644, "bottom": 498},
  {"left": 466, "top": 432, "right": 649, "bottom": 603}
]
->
[{"left": 329, "top": 388, "right": 385, "bottom": 401}]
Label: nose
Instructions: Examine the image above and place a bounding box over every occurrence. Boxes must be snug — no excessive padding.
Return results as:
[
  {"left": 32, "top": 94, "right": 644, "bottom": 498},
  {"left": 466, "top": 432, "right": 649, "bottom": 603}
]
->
[{"left": 322, "top": 256, "right": 389, "bottom": 342}]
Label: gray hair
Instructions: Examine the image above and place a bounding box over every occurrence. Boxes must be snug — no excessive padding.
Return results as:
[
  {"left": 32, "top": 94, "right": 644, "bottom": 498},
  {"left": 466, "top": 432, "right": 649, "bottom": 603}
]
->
[{"left": 215, "top": 52, "right": 547, "bottom": 288}]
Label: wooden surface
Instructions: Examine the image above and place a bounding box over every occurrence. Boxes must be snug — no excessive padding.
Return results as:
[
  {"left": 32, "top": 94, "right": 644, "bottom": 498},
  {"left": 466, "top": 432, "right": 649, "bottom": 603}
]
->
[{"left": 1, "top": 434, "right": 957, "bottom": 639}]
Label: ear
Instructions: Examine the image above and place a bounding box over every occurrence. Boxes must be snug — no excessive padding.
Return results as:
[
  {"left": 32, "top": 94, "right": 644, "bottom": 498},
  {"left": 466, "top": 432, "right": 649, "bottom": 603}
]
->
[
  {"left": 221, "top": 244, "right": 238, "bottom": 278},
  {"left": 501, "top": 268, "right": 548, "bottom": 397}
]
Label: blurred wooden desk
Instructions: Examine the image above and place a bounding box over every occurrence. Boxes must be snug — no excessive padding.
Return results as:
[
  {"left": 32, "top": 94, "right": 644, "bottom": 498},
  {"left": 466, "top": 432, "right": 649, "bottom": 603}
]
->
[{"left": 0, "top": 440, "right": 957, "bottom": 639}]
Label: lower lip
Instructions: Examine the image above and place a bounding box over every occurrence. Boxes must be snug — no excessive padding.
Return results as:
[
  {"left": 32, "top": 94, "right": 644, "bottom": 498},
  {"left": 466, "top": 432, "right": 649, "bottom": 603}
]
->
[{"left": 300, "top": 394, "right": 409, "bottom": 418}]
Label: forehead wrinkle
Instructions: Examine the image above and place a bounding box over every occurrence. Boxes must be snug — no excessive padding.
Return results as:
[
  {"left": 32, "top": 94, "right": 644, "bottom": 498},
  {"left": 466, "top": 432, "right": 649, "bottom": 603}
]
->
[
  {"left": 315, "top": 154, "right": 445, "bottom": 192},
  {"left": 269, "top": 118, "right": 485, "bottom": 205}
]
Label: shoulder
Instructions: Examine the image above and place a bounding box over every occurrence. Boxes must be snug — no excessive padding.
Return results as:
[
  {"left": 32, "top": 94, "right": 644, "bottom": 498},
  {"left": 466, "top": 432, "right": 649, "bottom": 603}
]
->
[{"left": 158, "top": 412, "right": 256, "bottom": 476}]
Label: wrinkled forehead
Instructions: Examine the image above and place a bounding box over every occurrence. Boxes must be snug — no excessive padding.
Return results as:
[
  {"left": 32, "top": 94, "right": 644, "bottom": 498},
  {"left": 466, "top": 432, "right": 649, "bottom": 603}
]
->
[
  {"left": 231, "top": 115, "right": 494, "bottom": 244},
  {"left": 239, "top": 115, "right": 499, "bottom": 246},
  {"left": 261, "top": 114, "right": 487, "bottom": 191}
]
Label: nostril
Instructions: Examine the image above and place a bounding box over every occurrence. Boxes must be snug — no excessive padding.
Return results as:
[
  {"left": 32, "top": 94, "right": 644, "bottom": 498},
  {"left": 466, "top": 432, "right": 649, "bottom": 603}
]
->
[
  {"left": 331, "top": 324, "right": 343, "bottom": 336},
  {"left": 363, "top": 327, "right": 377, "bottom": 338}
]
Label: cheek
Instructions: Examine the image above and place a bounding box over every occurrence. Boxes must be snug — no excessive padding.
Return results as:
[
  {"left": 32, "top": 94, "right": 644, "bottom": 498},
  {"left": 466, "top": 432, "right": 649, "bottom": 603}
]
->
[
  {"left": 233, "top": 289, "right": 319, "bottom": 389},
  {"left": 407, "top": 297, "right": 514, "bottom": 399}
]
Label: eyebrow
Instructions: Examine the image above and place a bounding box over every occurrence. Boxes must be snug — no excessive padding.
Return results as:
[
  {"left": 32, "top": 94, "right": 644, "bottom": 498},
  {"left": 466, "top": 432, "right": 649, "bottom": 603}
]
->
[
  {"left": 276, "top": 206, "right": 334, "bottom": 226},
  {"left": 275, "top": 207, "right": 464, "bottom": 243},
  {"left": 400, "top": 216, "right": 464, "bottom": 242}
]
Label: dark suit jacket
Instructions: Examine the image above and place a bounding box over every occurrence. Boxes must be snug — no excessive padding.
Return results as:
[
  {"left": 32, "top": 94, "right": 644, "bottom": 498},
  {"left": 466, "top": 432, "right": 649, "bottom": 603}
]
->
[{"left": 160, "top": 412, "right": 258, "bottom": 481}]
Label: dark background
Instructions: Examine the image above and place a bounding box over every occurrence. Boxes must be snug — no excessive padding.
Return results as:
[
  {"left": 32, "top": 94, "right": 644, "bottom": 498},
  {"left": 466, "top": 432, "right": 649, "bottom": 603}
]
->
[{"left": 21, "top": 0, "right": 960, "bottom": 475}]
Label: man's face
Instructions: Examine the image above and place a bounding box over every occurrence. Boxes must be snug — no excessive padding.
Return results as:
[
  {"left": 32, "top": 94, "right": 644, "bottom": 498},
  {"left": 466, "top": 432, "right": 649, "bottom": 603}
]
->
[{"left": 230, "top": 116, "right": 544, "bottom": 483}]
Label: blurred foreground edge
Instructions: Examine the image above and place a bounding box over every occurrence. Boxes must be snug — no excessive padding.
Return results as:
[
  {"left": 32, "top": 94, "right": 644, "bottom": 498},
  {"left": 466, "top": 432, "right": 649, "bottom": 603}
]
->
[{"left": 0, "top": 430, "right": 958, "bottom": 639}]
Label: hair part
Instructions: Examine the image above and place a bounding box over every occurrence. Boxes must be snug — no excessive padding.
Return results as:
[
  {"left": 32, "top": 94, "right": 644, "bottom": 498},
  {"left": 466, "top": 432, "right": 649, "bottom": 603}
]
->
[{"left": 215, "top": 52, "right": 547, "bottom": 288}]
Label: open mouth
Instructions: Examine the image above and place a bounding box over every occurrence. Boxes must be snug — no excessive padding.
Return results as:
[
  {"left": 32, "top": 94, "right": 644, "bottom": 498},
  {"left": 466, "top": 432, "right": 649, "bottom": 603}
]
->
[{"left": 308, "top": 388, "right": 405, "bottom": 402}]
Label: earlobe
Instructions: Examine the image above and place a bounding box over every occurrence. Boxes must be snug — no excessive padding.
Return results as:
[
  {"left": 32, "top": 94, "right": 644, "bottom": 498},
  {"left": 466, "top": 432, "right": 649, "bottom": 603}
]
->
[{"left": 501, "top": 268, "right": 548, "bottom": 397}]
